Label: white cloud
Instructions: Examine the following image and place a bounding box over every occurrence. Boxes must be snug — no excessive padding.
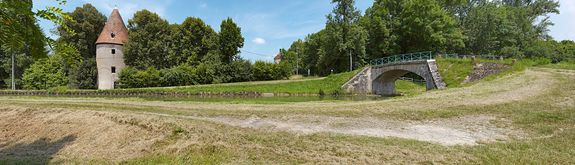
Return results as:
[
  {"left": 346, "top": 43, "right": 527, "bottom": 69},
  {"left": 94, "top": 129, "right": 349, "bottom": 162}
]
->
[
  {"left": 252, "top": 37, "right": 266, "bottom": 45},
  {"left": 200, "top": 3, "right": 208, "bottom": 8}
]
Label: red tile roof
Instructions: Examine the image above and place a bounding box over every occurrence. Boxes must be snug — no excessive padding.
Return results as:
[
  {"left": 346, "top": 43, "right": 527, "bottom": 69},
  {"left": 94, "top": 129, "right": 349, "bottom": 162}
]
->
[{"left": 96, "top": 9, "right": 128, "bottom": 45}]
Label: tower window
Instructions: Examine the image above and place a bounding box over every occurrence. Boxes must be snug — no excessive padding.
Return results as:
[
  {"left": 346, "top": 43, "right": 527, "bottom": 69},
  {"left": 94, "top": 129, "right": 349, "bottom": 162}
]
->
[
  {"left": 111, "top": 32, "right": 116, "bottom": 38},
  {"left": 111, "top": 49, "right": 116, "bottom": 54},
  {"left": 111, "top": 66, "right": 116, "bottom": 73}
]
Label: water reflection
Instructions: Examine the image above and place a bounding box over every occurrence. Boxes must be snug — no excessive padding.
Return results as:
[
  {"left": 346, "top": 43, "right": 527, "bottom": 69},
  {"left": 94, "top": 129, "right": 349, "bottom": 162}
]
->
[{"left": 135, "top": 95, "right": 388, "bottom": 103}]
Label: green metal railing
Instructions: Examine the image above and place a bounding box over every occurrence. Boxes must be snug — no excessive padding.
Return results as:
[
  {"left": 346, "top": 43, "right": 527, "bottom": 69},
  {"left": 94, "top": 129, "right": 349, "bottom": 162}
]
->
[
  {"left": 440, "top": 53, "right": 504, "bottom": 60},
  {"left": 370, "top": 51, "right": 433, "bottom": 67},
  {"left": 442, "top": 53, "right": 459, "bottom": 58}
]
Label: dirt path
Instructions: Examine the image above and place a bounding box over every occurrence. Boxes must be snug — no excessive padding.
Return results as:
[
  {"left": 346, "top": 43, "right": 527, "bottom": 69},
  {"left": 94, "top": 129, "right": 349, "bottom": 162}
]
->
[{"left": 204, "top": 115, "right": 519, "bottom": 145}]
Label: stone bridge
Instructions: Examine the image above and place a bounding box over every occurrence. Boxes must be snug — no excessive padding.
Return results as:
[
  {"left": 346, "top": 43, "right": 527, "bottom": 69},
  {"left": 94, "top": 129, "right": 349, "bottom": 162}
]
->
[{"left": 342, "top": 60, "right": 446, "bottom": 96}]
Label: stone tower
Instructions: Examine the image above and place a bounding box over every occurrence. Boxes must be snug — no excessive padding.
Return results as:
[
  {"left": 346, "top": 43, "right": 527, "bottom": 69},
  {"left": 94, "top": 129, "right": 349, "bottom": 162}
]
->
[{"left": 95, "top": 8, "right": 128, "bottom": 90}]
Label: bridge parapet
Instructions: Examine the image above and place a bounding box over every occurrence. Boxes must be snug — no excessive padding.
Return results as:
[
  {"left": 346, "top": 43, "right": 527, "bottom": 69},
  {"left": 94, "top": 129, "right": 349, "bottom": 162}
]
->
[{"left": 370, "top": 51, "right": 433, "bottom": 67}]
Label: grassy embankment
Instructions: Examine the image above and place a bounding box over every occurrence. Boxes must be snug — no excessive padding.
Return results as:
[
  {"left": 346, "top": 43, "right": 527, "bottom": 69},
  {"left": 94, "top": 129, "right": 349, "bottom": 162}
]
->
[
  {"left": 435, "top": 57, "right": 553, "bottom": 88},
  {"left": 127, "top": 70, "right": 361, "bottom": 95},
  {"left": 543, "top": 61, "right": 575, "bottom": 70}
]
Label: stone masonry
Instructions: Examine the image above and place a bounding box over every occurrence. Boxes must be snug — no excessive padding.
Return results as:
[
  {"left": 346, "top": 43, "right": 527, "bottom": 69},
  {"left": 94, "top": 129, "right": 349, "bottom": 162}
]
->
[{"left": 342, "top": 60, "right": 446, "bottom": 96}]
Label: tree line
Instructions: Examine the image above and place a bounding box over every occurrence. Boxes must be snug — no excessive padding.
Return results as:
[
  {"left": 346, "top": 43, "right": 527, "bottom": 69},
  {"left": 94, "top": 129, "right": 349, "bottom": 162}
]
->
[
  {"left": 279, "top": 0, "right": 575, "bottom": 76},
  {"left": 1, "top": 3, "right": 290, "bottom": 90},
  {"left": 2, "top": 0, "right": 574, "bottom": 89}
]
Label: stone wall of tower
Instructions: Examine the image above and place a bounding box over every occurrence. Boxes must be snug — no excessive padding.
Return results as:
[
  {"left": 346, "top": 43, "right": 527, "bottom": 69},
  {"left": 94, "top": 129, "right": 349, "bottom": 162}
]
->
[{"left": 96, "top": 44, "right": 126, "bottom": 90}]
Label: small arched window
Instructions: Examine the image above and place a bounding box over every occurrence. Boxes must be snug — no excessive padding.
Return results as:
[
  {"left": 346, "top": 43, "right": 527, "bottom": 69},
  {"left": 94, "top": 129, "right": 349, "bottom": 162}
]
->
[
  {"left": 111, "top": 66, "right": 116, "bottom": 73},
  {"left": 111, "top": 32, "right": 116, "bottom": 38},
  {"left": 111, "top": 49, "right": 116, "bottom": 54}
]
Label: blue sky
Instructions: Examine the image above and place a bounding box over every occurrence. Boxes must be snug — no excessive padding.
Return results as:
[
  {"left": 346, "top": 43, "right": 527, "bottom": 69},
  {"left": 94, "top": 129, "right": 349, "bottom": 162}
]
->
[{"left": 33, "top": 0, "right": 574, "bottom": 62}]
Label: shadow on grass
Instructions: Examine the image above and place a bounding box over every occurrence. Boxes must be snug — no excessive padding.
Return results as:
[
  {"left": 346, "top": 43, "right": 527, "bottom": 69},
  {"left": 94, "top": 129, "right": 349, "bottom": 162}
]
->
[{"left": 0, "top": 135, "right": 76, "bottom": 164}]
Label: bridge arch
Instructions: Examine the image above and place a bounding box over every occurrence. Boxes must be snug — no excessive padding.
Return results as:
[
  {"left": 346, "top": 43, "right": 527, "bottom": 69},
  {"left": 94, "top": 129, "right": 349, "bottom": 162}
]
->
[
  {"left": 341, "top": 59, "right": 446, "bottom": 96},
  {"left": 372, "top": 68, "right": 435, "bottom": 96}
]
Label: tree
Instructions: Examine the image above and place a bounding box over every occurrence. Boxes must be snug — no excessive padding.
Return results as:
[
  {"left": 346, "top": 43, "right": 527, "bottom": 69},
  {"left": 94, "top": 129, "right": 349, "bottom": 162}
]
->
[
  {"left": 462, "top": 0, "right": 559, "bottom": 56},
  {"left": 21, "top": 56, "right": 68, "bottom": 90},
  {"left": 1, "top": 0, "right": 71, "bottom": 89},
  {"left": 54, "top": 42, "right": 82, "bottom": 88},
  {"left": 0, "top": 50, "right": 35, "bottom": 88},
  {"left": 57, "top": 3, "right": 106, "bottom": 59},
  {"left": 302, "top": 31, "right": 324, "bottom": 75},
  {"left": 124, "top": 10, "right": 172, "bottom": 69},
  {"left": 170, "top": 17, "right": 217, "bottom": 66},
  {"left": 317, "top": 0, "right": 367, "bottom": 75},
  {"left": 219, "top": 18, "right": 244, "bottom": 63},
  {"left": 21, "top": 45, "right": 77, "bottom": 90},
  {"left": 281, "top": 39, "right": 305, "bottom": 75},
  {"left": 361, "top": 1, "right": 396, "bottom": 59},
  {"left": 76, "top": 58, "right": 97, "bottom": 89},
  {"left": 399, "top": 0, "right": 465, "bottom": 53},
  {"left": 55, "top": 4, "right": 105, "bottom": 89}
]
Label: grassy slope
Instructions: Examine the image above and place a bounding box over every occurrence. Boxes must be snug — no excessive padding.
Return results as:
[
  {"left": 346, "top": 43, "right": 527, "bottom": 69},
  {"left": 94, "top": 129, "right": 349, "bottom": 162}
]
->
[
  {"left": 542, "top": 61, "right": 575, "bottom": 70},
  {"left": 435, "top": 58, "right": 474, "bottom": 88},
  {"left": 116, "top": 70, "right": 361, "bottom": 95},
  {"left": 435, "top": 58, "right": 545, "bottom": 88}
]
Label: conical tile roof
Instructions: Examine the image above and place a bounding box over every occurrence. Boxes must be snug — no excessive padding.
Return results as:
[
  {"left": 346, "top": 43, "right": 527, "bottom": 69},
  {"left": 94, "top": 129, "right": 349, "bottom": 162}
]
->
[{"left": 96, "top": 9, "right": 128, "bottom": 45}]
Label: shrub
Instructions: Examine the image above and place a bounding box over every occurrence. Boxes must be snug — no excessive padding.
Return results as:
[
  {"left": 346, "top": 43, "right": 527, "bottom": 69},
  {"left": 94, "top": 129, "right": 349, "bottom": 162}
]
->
[
  {"left": 195, "top": 62, "right": 219, "bottom": 84},
  {"left": 118, "top": 67, "right": 161, "bottom": 88},
  {"left": 76, "top": 58, "right": 98, "bottom": 89},
  {"left": 118, "top": 67, "right": 138, "bottom": 88},
  {"left": 22, "top": 57, "right": 68, "bottom": 90},
  {"left": 160, "top": 65, "right": 197, "bottom": 87},
  {"left": 227, "top": 59, "right": 253, "bottom": 82},
  {"left": 253, "top": 61, "right": 291, "bottom": 81},
  {"left": 253, "top": 61, "right": 275, "bottom": 81}
]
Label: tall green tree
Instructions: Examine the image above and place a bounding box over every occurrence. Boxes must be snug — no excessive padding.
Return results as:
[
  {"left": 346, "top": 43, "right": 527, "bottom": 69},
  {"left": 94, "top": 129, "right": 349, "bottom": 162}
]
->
[
  {"left": 57, "top": 3, "right": 106, "bottom": 59},
  {"left": 317, "top": 0, "right": 367, "bottom": 75},
  {"left": 302, "top": 31, "right": 324, "bottom": 75},
  {"left": 361, "top": 0, "right": 396, "bottom": 59},
  {"left": 399, "top": 0, "right": 465, "bottom": 53},
  {"left": 170, "top": 17, "right": 217, "bottom": 66},
  {"left": 218, "top": 18, "right": 244, "bottom": 63},
  {"left": 124, "top": 10, "right": 172, "bottom": 69},
  {"left": 22, "top": 42, "right": 81, "bottom": 89},
  {"left": 56, "top": 3, "right": 105, "bottom": 89},
  {"left": 0, "top": 0, "right": 70, "bottom": 89},
  {"left": 281, "top": 39, "right": 305, "bottom": 74},
  {"left": 462, "top": 0, "right": 559, "bottom": 57},
  {"left": 76, "top": 58, "right": 97, "bottom": 89}
]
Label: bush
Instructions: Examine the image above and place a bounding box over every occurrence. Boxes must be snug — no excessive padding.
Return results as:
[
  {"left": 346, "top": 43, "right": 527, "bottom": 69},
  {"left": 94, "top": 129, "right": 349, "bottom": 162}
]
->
[
  {"left": 160, "top": 65, "right": 197, "bottom": 87},
  {"left": 227, "top": 59, "right": 253, "bottom": 82},
  {"left": 22, "top": 57, "right": 68, "bottom": 90},
  {"left": 76, "top": 58, "right": 98, "bottom": 89},
  {"left": 253, "top": 61, "right": 275, "bottom": 81},
  {"left": 195, "top": 62, "right": 219, "bottom": 84},
  {"left": 118, "top": 67, "right": 161, "bottom": 88},
  {"left": 253, "top": 61, "right": 291, "bottom": 81}
]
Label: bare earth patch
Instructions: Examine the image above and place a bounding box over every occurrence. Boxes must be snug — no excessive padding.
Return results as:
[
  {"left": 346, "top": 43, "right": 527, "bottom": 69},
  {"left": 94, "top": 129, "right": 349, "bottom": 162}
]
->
[{"left": 206, "top": 115, "right": 520, "bottom": 146}]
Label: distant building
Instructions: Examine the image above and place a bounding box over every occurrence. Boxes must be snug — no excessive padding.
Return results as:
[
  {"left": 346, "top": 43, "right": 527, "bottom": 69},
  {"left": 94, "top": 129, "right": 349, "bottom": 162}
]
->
[
  {"left": 95, "top": 8, "right": 128, "bottom": 90},
  {"left": 274, "top": 53, "right": 283, "bottom": 64}
]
